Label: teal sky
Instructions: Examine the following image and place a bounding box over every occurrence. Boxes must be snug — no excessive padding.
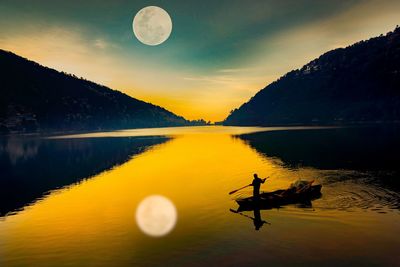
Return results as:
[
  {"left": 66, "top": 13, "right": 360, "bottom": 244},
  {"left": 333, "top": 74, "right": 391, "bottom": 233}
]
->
[{"left": 1, "top": 0, "right": 399, "bottom": 121}]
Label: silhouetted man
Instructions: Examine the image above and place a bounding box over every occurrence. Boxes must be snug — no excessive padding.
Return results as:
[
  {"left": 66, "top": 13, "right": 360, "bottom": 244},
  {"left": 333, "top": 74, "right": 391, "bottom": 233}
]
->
[
  {"left": 252, "top": 173, "right": 267, "bottom": 199},
  {"left": 230, "top": 208, "right": 270, "bottom": 231},
  {"left": 253, "top": 208, "right": 265, "bottom": 230}
]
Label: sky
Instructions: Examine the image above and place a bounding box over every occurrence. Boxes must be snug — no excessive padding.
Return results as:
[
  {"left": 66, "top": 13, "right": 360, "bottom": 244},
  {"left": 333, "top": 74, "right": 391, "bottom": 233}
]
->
[{"left": 0, "top": 0, "right": 399, "bottom": 122}]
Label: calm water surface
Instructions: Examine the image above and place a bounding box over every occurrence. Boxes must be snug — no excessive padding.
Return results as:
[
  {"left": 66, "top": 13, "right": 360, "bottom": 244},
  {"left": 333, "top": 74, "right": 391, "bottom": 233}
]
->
[{"left": 0, "top": 126, "right": 399, "bottom": 266}]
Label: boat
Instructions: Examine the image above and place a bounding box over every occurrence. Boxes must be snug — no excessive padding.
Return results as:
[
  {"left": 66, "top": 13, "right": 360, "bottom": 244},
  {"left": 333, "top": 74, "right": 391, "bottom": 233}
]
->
[{"left": 236, "top": 184, "right": 322, "bottom": 212}]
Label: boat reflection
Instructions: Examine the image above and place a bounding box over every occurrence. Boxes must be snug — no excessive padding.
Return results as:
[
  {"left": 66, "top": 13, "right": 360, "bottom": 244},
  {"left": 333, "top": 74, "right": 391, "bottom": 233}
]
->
[{"left": 230, "top": 208, "right": 270, "bottom": 231}]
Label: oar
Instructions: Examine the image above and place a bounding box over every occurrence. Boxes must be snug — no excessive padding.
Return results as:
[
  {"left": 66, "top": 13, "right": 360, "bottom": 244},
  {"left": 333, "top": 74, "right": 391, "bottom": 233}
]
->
[
  {"left": 229, "top": 184, "right": 252, "bottom": 195},
  {"left": 229, "top": 176, "right": 270, "bottom": 195},
  {"left": 229, "top": 209, "right": 271, "bottom": 225}
]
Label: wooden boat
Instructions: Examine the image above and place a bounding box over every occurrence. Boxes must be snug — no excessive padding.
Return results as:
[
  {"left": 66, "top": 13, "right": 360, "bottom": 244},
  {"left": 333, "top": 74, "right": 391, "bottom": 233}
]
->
[{"left": 236, "top": 184, "right": 322, "bottom": 212}]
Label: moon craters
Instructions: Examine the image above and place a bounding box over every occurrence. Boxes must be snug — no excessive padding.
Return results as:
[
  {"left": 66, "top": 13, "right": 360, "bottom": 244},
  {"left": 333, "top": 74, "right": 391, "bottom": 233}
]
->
[{"left": 133, "top": 6, "right": 172, "bottom": 46}]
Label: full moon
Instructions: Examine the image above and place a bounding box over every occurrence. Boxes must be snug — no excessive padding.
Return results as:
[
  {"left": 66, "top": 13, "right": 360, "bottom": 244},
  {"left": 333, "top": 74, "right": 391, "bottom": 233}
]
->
[
  {"left": 135, "top": 195, "right": 177, "bottom": 237},
  {"left": 132, "top": 6, "right": 172, "bottom": 46}
]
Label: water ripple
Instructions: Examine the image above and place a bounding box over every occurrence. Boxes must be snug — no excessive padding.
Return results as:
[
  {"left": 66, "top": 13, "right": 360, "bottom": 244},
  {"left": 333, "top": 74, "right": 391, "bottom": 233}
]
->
[{"left": 314, "top": 178, "right": 400, "bottom": 213}]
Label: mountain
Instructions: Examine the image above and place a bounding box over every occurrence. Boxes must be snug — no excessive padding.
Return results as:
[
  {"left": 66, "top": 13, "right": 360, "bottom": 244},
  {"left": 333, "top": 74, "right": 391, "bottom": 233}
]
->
[
  {"left": 224, "top": 27, "right": 400, "bottom": 126},
  {"left": 0, "top": 49, "right": 195, "bottom": 133}
]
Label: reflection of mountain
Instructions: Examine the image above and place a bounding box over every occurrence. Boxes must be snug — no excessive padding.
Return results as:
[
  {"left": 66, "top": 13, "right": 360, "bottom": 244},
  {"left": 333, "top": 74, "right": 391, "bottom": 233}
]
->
[
  {"left": 0, "top": 136, "right": 168, "bottom": 216},
  {"left": 0, "top": 49, "right": 197, "bottom": 134},
  {"left": 237, "top": 126, "right": 400, "bottom": 171},
  {"left": 224, "top": 28, "right": 400, "bottom": 126},
  {"left": 238, "top": 126, "right": 400, "bottom": 212}
]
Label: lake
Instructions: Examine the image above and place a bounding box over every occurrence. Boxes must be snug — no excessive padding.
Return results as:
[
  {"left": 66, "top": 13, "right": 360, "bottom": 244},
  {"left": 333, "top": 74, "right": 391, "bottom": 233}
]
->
[{"left": 1, "top": 126, "right": 399, "bottom": 266}]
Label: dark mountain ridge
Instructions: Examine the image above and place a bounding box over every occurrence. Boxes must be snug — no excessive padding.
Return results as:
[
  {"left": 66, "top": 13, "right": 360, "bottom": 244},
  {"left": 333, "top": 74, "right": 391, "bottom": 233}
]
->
[
  {"left": 224, "top": 27, "right": 400, "bottom": 126},
  {"left": 0, "top": 49, "right": 197, "bottom": 133}
]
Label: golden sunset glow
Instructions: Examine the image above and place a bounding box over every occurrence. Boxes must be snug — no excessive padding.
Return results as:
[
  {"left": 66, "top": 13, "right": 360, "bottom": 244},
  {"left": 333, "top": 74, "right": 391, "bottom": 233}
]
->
[
  {"left": 1, "top": 0, "right": 399, "bottom": 121},
  {"left": 1, "top": 1, "right": 400, "bottom": 265}
]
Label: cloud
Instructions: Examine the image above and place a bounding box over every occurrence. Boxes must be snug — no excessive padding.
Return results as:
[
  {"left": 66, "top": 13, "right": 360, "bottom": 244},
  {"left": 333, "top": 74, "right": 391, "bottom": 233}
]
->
[
  {"left": 93, "top": 39, "right": 109, "bottom": 49},
  {"left": 1, "top": 0, "right": 400, "bottom": 122},
  {"left": 1, "top": 27, "right": 127, "bottom": 86},
  {"left": 217, "top": 68, "right": 257, "bottom": 74},
  {"left": 243, "top": 0, "right": 400, "bottom": 79}
]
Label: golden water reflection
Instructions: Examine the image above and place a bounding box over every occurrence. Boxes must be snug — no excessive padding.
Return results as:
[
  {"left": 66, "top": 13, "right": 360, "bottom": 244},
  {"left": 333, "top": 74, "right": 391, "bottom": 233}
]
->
[{"left": 1, "top": 127, "right": 399, "bottom": 266}]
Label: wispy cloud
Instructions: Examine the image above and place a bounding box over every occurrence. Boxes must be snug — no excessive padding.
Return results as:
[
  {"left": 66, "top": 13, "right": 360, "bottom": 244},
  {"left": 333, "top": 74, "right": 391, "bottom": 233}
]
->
[
  {"left": 93, "top": 39, "right": 108, "bottom": 49},
  {"left": 1, "top": 0, "right": 400, "bottom": 122},
  {"left": 217, "top": 68, "right": 257, "bottom": 74},
  {"left": 241, "top": 0, "right": 400, "bottom": 80}
]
